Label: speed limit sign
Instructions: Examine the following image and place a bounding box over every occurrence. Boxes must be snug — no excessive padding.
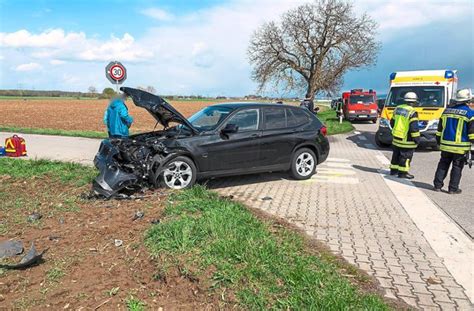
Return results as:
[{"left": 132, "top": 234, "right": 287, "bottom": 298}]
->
[{"left": 105, "top": 61, "right": 127, "bottom": 84}]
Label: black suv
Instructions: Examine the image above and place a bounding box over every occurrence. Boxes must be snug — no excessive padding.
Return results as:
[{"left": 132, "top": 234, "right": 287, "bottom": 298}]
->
[{"left": 93, "top": 87, "right": 330, "bottom": 198}]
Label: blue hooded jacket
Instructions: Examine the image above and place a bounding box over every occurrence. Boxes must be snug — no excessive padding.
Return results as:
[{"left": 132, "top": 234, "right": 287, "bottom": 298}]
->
[{"left": 103, "top": 98, "right": 133, "bottom": 137}]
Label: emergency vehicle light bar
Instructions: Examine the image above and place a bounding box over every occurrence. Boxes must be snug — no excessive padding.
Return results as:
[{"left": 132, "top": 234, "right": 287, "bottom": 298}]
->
[{"left": 444, "top": 70, "right": 454, "bottom": 79}]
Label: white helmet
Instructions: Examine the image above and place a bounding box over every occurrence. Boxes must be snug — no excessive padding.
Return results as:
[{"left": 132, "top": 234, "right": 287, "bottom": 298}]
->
[
  {"left": 454, "top": 88, "right": 472, "bottom": 103},
  {"left": 404, "top": 92, "right": 418, "bottom": 103}
]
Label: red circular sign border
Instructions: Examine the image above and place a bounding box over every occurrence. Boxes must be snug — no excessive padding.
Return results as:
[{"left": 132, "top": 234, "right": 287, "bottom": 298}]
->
[{"left": 109, "top": 64, "right": 125, "bottom": 81}]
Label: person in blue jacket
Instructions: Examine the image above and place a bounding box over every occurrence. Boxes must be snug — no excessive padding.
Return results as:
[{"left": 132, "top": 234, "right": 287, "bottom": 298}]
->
[{"left": 103, "top": 94, "right": 134, "bottom": 138}]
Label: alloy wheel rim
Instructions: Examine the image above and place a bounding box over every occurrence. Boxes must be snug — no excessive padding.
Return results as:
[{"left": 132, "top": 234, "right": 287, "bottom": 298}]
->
[
  {"left": 163, "top": 161, "right": 193, "bottom": 189},
  {"left": 296, "top": 152, "right": 314, "bottom": 177}
]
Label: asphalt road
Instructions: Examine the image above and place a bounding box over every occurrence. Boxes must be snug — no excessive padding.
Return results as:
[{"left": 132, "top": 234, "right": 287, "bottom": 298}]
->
[{"left": 351, "top": 122, "right": 474, "bottom": 239}]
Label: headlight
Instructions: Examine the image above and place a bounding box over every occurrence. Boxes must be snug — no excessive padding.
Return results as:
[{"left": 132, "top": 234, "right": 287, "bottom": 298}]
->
[
  {"left": 349, "top": 110, "right": 355, "bottom": 114},
  {"left": 370, "top": 109, "right": 377, "bottom": 114},
  {"left": 427, "top": 120, "right": 439, "bottom": 130},
  {"left": 379, "top": 118, "right": 391, "bottom": 128}
]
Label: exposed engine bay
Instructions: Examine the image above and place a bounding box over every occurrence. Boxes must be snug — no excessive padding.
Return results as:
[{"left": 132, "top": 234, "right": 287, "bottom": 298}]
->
[{"left": 92, "top": 129, "right": 186, "bottom": 198}]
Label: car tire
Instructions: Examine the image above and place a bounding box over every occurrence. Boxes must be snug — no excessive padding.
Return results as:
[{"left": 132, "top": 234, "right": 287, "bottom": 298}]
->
[
  {"left": 375, "top": 135, "right": 391, "bottom": 148},
  {"left": 372, "top": 119, "right": 377, "bottom": 124},
  {"left": 160, "top": 156, "right": 197, "bottom": 190},
  {"left": 290, "top": 148, "right": 317, "bottom": 180}
]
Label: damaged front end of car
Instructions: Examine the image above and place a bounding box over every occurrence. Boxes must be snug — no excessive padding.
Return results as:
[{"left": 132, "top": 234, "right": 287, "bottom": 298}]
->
[
  {"left": 92, "top": 134, "right": 176, "bottom": 199},
  {"left": 92, "top": 87, "right": 198, "bottom": 199}
]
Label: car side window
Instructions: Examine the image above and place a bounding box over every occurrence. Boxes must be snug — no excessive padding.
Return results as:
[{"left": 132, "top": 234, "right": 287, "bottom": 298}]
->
[
  {"left": 225, "top": 109, "right": 259, "bottom": 131},
  {"left": 263, "top": 107, "right": 287, "bottom": 130},
  {"left": 287, "top": 108, "right": 310, "bottom": 127}
]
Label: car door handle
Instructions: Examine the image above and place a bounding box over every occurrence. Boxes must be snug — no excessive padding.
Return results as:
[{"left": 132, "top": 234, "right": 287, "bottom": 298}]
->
[{"left": 250, "top": 133, "right": 260, "bottom": 138}]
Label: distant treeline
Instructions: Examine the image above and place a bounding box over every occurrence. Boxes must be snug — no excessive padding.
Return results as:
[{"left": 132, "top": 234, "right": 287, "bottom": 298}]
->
[
  {"left": 0, "top": 89, "right": 96, "bottom": 98},
  {"left": 0, "top": 89, "right": 301, "bottom": 101}
]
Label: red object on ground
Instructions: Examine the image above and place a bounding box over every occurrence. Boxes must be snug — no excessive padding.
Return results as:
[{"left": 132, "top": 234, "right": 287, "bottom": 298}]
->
[{"left": 5, "top": 135, "right": 27, "bottom": 157}]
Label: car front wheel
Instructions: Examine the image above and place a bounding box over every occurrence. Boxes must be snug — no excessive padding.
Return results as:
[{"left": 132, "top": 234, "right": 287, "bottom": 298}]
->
[
  {"left": 161, "top": 156, "right": 197, "bottom": 190},
  {"left": 290, "top": 148, "right": 317, "bottom": 180}
]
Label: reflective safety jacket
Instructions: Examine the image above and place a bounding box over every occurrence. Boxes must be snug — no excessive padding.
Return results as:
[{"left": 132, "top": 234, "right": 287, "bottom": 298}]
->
[
  {"left": 390, "top": 104, "right": 420, "bottom": 149},
  {"left": 436, "top": 103, "right": 474, "bottom": 154}
]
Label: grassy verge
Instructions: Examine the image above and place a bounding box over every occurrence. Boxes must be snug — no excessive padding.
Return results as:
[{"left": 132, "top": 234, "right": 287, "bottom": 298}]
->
[
  {"left": 0, "top": 157, "right": 97, "bottom": 185},
  {"left": 0, "top": 126, "right": 107, "bottom": 139},
  {"left": 146, "top": 186, "right": 390, "bottom": 310},
  {"left": 0, "top": 158, "right": 97, "bottom": 235},
  {"left": 317, "top": 109, "right": 354, "bottom": 135}
]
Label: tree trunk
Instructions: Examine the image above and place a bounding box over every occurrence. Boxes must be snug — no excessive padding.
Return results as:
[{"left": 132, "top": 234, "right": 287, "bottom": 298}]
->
[{"left": 306, "top": 84, "right": 315, "bottom": 100}]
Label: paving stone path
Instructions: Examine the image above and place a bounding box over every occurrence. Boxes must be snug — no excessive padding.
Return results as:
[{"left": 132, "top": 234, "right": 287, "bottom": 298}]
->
[{"left": 209, "top": 133, "right": 473, "bottom": 310}]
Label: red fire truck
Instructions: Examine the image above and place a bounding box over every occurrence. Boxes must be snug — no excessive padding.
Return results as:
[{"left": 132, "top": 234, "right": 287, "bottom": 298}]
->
[{"left": 337, "top": 89, "right": 378, "bottom": 123}]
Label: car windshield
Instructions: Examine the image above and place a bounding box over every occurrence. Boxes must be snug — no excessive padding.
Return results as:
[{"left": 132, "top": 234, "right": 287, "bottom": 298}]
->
[
  {"left": 386, "top": 86, "right": 445, "bottom": 107},
  {"left": 349, "top": 95, "right": 374, "bottom": 104},
  {"left": 186, "top": 106, "right": 233, "bottom": 131}
]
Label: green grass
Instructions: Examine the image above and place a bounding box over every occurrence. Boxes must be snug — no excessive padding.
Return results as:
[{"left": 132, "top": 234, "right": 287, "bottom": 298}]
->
[
  {"left": 317, "top": 110, "right": 354, "bottom": 135},
  {"left": 125, "top": 296, "right": 146, "bottom": 311},
  {"left": 0, "top": 126, "right": 107, "bottom": 139},
  {"left": 0, "top": 157, "right": 96, "bottom": 186},
  {"left": 46, "top": 267, "right": 65, "bottom": 283},
  {"left": 145, "top": 186, "right": 389, "bottom": 310}
]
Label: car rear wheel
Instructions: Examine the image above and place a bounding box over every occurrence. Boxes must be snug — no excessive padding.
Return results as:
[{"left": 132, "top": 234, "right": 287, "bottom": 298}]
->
[
  {"left": 161, "top": 156, "right": 197, "bottom": 190},
  {"left": 290, "top": 148, "right": 317, "bottom": 180}
]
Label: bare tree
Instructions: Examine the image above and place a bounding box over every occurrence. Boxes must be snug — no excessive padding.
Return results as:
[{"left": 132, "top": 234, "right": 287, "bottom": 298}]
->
[
  {"left": 88, "top": 86, "right": 97, "bottom": 95},
  {"left": 146, "top": 86, "right": 156, "bottom": 94},
  {"left": 248, "top": 0, "right": 380, "bottom": 99}
]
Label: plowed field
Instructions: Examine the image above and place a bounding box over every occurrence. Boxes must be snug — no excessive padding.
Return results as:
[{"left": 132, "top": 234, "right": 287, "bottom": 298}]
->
[{"left": 0, "top": 99, "right": 220, "bottom": 133}]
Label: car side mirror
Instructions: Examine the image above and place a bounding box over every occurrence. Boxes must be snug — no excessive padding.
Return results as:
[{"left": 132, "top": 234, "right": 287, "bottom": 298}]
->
[{"left": 222, "top": 123, "right": 239, "bottom": 134}]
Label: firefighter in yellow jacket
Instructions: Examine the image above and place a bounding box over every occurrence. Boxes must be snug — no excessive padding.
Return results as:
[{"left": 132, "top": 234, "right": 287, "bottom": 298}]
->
[{"left": 389, "top": 92, "right": 420, "bottom": 179}]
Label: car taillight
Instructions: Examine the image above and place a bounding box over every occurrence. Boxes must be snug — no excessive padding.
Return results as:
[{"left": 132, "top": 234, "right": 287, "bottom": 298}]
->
[{"left": 320, "top": 126, "right": 327, "bottom": 136}]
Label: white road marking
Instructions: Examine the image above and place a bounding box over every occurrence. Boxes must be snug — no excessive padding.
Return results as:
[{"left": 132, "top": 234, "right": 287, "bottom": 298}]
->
[
  {"left": 309, "top": 175, "right": 359, "bottom": 184},
  {"left": 354, "top": 131, "right": 361, "bottom": 134},
  {"left": 358, "top": 136, "right": 368, "bottom": 141},
  {"left": 317, "top": 168, "right": 356, "bottom": 176},
  {"left": 379, "top": 154, "right": 473, "bottom": 302},
  {"left": 326, "top": 157, "right": 351, "bottom": 163},
  {"left": 376, "top": 155, "right": 390, "bottom": 166},
  {"left": 321, "top": 162, "right": 353, "bottom": 168}
]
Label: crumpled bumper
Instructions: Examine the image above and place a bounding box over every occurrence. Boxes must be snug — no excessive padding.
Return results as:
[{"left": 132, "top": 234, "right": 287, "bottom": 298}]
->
[{"left": 92, "top": 140, "right": 139, "bottom": 198}]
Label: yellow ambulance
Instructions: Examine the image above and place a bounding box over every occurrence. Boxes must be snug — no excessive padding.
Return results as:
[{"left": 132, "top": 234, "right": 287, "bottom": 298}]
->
[{"left": 375, "top": 70, "right": 458, "bottom": 149}]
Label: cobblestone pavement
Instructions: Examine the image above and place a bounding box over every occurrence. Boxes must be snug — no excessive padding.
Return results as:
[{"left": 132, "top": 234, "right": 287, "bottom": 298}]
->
[{"left": 209, "top": 133, "right": 473, "bottom": 310}]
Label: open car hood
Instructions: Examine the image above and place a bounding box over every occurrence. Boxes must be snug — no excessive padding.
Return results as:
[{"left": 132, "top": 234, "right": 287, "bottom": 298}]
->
[{"left": 120, "top": 87, "right": 197, "bottom": 133}]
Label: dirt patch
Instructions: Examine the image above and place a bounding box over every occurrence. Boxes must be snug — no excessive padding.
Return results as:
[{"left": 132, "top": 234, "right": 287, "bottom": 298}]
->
[
  {"left": 0, "top": 178, "right": 220, "bottom": 310},
  {"left": 0, "top": 99, "right": 215, "bottom": 133}
]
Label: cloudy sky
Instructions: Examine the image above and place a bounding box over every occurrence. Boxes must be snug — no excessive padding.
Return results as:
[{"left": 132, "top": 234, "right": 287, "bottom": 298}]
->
[{"left": 0, "top": 0, "right": 472, "bottom": 97}]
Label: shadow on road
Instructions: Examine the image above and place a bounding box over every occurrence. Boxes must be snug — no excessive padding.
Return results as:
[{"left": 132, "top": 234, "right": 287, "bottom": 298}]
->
[
  {"left": 203, "top": 172, "right": 289, "bottom": 189},
  {"left": 352, "top": 164, "right": 437, "bottom": 191},
  {"left": 352, "top": 164, "right": 381, "bottom": 174}
]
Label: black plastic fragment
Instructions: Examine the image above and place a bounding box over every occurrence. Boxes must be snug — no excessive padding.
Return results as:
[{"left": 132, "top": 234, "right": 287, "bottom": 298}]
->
[{"left": 0, "top": 240, "right": 23, "bottom": 259}]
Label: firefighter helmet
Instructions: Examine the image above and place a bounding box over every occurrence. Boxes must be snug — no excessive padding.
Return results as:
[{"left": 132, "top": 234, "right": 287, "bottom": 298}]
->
[
  {"left": 454, "top": 88, "right": 472, "bottom": 103},
  {"left": 404, "top": 92, "right": 418, "bottom": 103}
]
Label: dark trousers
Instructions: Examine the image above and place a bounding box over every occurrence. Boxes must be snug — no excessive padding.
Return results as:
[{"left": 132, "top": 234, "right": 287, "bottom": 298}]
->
[
  {"left": 390, "top": 146, "right": 414, "bottom": 173},
  {"left": 433, "top": 151, "right": 465, "bottom": 191}
]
